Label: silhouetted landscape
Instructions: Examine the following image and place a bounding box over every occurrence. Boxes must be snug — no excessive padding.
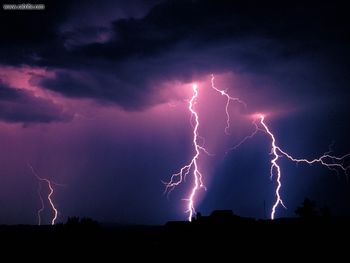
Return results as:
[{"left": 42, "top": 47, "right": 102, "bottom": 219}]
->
[{"left": 1, "top": 199, "right": 349, "bottom": 257}]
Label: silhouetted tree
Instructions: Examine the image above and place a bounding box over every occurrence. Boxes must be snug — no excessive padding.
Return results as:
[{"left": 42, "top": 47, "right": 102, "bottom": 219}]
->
[
  {"left": 80, "top": 217, "right": 99, "bottom": 228},
  {"left": 66, "top": 216, "right": 80, "bottom": 226},
  {"left": 295, "top": 198, "right": 318, "bottom": 218}
]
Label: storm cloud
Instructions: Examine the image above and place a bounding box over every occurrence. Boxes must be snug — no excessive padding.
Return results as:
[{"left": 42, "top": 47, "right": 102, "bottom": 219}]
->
[
  {"left": 0, "top": 82, "right": 72, "bottom": 124},
  {"left": 1, "top": 0, "right": 348, "bottom": 110}
]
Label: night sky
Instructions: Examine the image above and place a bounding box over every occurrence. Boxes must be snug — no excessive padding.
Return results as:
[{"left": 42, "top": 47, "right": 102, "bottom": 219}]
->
[{"left": 0, "top": 0, "right": 349, "bottom": 225}]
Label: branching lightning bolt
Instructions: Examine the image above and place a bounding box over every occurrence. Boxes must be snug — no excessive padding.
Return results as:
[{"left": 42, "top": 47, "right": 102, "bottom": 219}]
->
[
  {"left": 209, "top": 76, "right": 286, "bottom": 219},
  {"left": 28, "top": 163, "right": 58, "bottom": 225},
  {"left": 165, "top": 75, "right": 349, "bottom": 222},
  {"left": 210, "top": 74, "right": 246, "bottom": 134},
  {"left": 258, "top": 115, "right": 286, "bottom": 219},
  {"left": 278, "top": 150, "right": 350, "bottom": 175},
  {"left": 256, "top": 114, "right": 350, "bottom": 219},
  {"left": 164, "top": 84, "right": 207, "bottom": 221}
]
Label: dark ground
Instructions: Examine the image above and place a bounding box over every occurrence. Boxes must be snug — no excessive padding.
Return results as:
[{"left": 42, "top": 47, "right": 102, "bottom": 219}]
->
[{"left": 0, "top": 214, "right": 349, "bottom": 260}]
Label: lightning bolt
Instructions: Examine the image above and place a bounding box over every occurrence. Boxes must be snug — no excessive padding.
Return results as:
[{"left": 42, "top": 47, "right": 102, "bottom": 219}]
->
[
  {"left": 209, "top": 78, "right": 285, "bottom": 219},
  {"left": 36, "top": 180, "right": 45, "bottom": 226},
  {"left": 166, "top": 75, "right": 349, "bottom": 222},
  {"left": 210, "top": 74, "right": 246, "bottom": 134},
  {"left": 28, "top": 163, "right": 58, "bottom": 225},
  {"left": 256, "top": 114, "right": 350, "bottom": 219},
  {"left": 258, "top": 115, "right": 286, "bottom": 219},
  {"left": 164, "top": 84, "right": 207, "bottom": 221}
]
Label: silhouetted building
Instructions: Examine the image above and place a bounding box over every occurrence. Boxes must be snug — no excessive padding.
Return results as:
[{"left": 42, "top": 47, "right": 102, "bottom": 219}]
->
[
  {"left": 194, "top": 210, "right": 255, "bottom": 224},
  {"left": 165, "top": 210, "right": 255, "bottom": 229}
]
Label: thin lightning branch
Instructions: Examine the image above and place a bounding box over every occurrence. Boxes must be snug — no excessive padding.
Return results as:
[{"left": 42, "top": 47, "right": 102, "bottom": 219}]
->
[
  {"left": 28, "top": 164, "right": 58, "bottom": 225},
  {"left": 210, "top": 74, "right": 246, "bottom": 135},
  {"left": 36, "top": 181, "right": 45, "bottom": 226},
  {"left": 278, "top": 149, "right": 350, "bottom": 175},
  {"left": 226, "top": 118, "right": 260, "bottom": 154},
  {"left": 196, "top": 135, "right": 215, "bottom": 157},
  {"left": 164, "top": 84, "right": 207, "bottom": 222}
]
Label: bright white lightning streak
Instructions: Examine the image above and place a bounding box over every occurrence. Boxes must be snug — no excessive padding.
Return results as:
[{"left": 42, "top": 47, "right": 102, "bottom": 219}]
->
[
  {"left": 28, "top": 164, "right": 58, "bottom": 225},
  {"left": 166, "top": 75, "right": 349, "bottom": 221},
  {"left": 210, "top": 74, "right": 246, "bottom": 134},
  {"left": 258, "top": 115, "right": 286, "bottom": 219},
  {"left": 278, "top": 150, "right": 350, "bottom": 175},
  {"left": 256, "top": 115, "right": 350, "bottom": 219},
  {"left": 165, "top": 84, "right": 207, "bottom": 221}
]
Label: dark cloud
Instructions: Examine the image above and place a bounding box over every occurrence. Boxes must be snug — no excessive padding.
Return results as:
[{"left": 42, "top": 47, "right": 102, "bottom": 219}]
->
[
  {"left": 36, "top": 70, "right": 157, "bottom": 110},
  {"left": 2, "top": 0, "right": 350, "bottom": 110},
  {"left": 0, "top": 0, "right": 70, "bottom": 64},
  {"left": 0, "top": 0, "right": 161, "bottom": 65},
  {"left": 61, "top": 26, "right": 113, "bottom": 49},
  {"left": 0, "top": 82, "right": 72, "bottom": 124}
]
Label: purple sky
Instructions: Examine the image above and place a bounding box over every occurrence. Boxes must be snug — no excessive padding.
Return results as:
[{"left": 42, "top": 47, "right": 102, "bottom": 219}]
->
[{"left": 0, "top": 0, "right": 349, "bottom": 225}]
